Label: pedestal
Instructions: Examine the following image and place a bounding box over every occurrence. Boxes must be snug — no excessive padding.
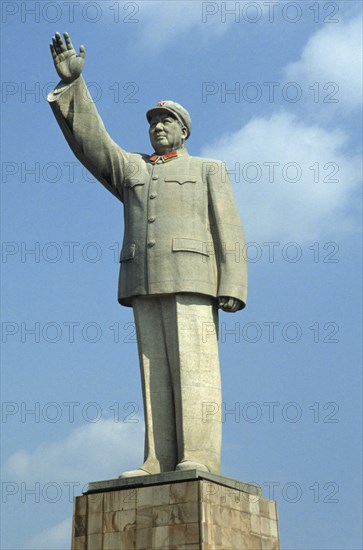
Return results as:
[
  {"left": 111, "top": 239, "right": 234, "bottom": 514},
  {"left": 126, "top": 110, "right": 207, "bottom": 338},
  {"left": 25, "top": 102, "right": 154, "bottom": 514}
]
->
[{"left": 72, "top": 470, "right": 280, "bottom": 549}]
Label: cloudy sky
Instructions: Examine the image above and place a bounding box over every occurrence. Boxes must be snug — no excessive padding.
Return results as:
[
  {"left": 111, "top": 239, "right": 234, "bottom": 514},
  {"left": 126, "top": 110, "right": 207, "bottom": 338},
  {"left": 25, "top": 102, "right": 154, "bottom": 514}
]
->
[{"left": 1, "top": 1, "right": 362, "bottom": 548}]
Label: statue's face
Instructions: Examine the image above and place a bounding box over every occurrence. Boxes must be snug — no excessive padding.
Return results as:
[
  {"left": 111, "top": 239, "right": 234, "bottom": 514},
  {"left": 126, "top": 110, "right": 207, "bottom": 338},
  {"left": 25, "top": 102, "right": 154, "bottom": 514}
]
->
[{"left": 149, "top": 112, "right": 187, "bottom": 154}]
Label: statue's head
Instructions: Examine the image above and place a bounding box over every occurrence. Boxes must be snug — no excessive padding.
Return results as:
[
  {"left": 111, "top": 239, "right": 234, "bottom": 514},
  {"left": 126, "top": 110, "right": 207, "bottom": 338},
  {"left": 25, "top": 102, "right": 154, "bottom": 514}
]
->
[{"left": 146, "top": 100, "right": 192, "bottom": 155}]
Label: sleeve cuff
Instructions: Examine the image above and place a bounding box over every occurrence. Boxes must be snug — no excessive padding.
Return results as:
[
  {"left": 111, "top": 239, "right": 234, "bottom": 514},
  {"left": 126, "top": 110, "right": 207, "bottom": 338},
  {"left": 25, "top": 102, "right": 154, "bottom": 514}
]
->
[{"left": 47, "top": 79, "right": 78, "bottom": 102}]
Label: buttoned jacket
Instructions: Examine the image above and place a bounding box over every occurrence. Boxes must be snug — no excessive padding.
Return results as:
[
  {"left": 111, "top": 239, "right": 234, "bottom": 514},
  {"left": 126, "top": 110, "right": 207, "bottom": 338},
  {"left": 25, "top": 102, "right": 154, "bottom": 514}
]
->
[{"left": 48, "top": 77, "right": 247, "bottom": 308}]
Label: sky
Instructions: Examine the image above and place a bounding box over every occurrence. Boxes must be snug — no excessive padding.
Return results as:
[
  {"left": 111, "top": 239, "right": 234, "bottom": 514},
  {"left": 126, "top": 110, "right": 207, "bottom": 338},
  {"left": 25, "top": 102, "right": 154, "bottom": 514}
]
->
[{"left": 1, "top": 1, "right": 362, "bottom": 548}]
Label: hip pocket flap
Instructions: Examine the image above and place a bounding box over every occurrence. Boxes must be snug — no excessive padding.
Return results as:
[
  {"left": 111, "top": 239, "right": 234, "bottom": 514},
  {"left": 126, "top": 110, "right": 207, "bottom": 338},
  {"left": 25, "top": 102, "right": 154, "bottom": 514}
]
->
[
  {"left": 172, "top": 238, "right": 209, "bottom": 256},
  {"left": 120, "top": 243, "right": 136, "bottom": 262}
]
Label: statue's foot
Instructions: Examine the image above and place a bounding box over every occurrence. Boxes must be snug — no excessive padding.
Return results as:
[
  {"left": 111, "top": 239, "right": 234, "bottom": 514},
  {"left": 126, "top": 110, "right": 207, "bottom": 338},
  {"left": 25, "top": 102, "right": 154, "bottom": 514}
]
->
[
  {"left": 118, "top": 467, "right": 151, "bottom": 479},
  {"left": 175, "top": 461, "right": 210, "bottom": 472}
]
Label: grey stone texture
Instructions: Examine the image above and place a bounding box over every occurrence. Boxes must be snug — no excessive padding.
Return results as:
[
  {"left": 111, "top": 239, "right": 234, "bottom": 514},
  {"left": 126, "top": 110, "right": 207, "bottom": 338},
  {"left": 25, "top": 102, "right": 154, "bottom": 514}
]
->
[
  {"left": 72, "top": 475, "right": 280, "bottom": 549},
  {"left": 131, "top": 293, "right": 221, "bottom": 474},
  {"left": 86, "top": 469, "right": 262, "bottom": 497},
  {"left": 48, "top": 32, "right": 248, "bottom": 477},
  {"left": 47, "top": 75, "right": 247, "bottom": 308}
]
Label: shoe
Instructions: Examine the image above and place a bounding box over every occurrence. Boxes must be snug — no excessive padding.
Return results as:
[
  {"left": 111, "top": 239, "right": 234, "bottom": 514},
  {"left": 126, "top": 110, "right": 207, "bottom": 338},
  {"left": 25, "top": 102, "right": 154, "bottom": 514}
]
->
[
  {"left": 118, "top": 467, "right": 151, "bottom": 479},
  {"left": 175, "top": 461, "right": 209, "bottom": 472}
]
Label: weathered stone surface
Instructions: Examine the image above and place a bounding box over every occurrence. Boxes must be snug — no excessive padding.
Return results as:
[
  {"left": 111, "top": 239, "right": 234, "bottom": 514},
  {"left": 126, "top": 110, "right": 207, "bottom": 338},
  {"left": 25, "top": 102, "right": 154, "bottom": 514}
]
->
[
  {"left": 86, "top": 469, "right": 261, "bottom": 496},
  {"left": 72, "top": 475, "right": 279, "bottom": 549},
  {"left": 48, "top": 32, "right": 248, "bottom": 481}
]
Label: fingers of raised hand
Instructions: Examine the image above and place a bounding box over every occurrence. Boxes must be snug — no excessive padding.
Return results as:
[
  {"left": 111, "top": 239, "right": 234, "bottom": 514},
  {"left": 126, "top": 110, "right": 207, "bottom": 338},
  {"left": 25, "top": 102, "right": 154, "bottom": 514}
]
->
[
  {"left": 55, "top": 32, "right": 66, "bottom": 53},
  {"left": 52, "top": 36, "right": 59, "bottom": 55},
  {"left": 51, "top": 34, "right": 84, "bottom": 61},
  {"left": 63, "top": 32, "right": 75, "bottom": 51},
  {"left": 79, "top": 45, "right": 86, "bottom": 59},
  {"left": 49, "top": 43, "right": 57, "bottom": 60},
  {"left": 51, "top": 36, "right": 64, "bottom": 61}
]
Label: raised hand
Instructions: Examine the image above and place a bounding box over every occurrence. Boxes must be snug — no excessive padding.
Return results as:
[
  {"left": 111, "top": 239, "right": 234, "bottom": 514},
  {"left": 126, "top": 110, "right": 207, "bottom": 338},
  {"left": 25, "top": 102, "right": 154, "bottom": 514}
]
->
[{"left": 50, "top": 32, "right": 85, "bottom": 84}]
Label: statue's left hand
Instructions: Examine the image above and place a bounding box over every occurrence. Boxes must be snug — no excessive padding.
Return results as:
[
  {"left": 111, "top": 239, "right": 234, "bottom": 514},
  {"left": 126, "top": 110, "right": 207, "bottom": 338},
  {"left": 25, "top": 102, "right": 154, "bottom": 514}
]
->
[{"left": 218, "top": 297, "right": 243, "bottom": 312}]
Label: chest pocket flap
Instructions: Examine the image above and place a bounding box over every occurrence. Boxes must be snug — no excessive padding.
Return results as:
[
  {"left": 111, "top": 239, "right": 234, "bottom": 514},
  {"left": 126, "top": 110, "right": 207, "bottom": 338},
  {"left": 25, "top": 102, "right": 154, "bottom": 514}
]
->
[
  {"left": 124, "top": 177, "right": 146, "bottom": 188},
  {"left": 164, "top": 174, "right": 197, "bottom": 185}
]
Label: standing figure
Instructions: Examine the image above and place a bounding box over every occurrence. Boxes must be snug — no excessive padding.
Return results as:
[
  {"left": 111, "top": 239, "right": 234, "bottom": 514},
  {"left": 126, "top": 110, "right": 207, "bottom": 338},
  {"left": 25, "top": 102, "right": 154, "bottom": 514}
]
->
[{"left": 48, "top": 32, "right": 247, "bottom": 477}]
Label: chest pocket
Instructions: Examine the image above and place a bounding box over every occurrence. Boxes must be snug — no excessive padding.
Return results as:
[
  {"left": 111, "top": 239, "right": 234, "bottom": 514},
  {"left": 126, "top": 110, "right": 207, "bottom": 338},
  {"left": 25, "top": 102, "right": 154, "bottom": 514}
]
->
[
  {"left": 124, "top": 178, "right": 146, "bottom": 189},
  {"left": 164, "top": 175, "right": 197, "bottom": 185},
  {"left": 124, "top": 164, "right": 148, "bottom": 189}
]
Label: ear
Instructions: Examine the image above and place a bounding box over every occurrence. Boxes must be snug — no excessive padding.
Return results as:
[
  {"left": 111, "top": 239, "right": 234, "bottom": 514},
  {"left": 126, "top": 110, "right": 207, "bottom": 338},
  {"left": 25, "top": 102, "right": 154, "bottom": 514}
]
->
[{"left": 181, "top": 126, "right": 188, "bottom": 139}]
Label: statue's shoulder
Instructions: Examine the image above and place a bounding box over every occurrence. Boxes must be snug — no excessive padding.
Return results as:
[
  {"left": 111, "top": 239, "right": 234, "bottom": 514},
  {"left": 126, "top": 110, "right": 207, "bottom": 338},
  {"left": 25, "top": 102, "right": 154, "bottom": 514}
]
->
[
  {"left": 189, "top": 155, "right": 226, "bottom": 176},
  {"left": 189, "top": 154, "right": 224, "bottom": 165},
  {"left": 128, "top": 152, "right": 150, "bottom": 162}
]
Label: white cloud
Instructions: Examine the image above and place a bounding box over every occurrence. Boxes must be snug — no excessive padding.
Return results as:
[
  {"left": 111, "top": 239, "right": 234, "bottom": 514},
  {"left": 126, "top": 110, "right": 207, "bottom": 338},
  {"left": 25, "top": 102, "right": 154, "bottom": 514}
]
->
[
  {"left": 25, "top": 517, "right": 72, "bottom": 550},
  {"left": 4, "top": 418, "right": 144, "bottom": 484},
  {"left": 132, "top": 0, "right": 227, "bottom": 51},
  {"left": 201, "top": 111, "right": 361, "bottom": 243},
  {"left": 283, "top": 15, "right": 362, "bottom": 113},
  {"left": 130, "top": 0, "right": 275, "bottom": 52},
  {"left": 3, "top": 420, "right": 144, "bottom": 549}
]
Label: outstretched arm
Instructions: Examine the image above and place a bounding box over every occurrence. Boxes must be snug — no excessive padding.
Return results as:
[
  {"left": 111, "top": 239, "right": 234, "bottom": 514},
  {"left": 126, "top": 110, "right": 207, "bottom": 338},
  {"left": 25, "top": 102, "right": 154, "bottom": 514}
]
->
[{"left": 48, "top": 32, "right": 127, "bottom": 201}]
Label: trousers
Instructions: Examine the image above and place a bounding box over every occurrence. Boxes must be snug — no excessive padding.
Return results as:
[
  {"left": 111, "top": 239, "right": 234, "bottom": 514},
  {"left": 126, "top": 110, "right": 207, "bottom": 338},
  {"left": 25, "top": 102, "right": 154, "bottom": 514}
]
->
[{"left": 132, "top": 293, "right": 222, "bottom": 474}]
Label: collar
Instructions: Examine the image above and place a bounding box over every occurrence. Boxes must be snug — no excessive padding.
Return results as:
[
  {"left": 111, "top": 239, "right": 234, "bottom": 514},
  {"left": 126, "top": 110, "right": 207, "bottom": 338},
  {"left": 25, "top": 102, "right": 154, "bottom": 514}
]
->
[{"left": 149, "top": 148, "right": 188, "bottom": 164}]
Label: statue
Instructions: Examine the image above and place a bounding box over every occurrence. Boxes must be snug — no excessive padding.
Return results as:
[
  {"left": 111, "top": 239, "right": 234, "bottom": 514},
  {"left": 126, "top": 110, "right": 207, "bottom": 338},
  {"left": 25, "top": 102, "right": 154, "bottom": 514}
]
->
[{"left": 48, "top": 32, "right": 247, "bottom": 478}]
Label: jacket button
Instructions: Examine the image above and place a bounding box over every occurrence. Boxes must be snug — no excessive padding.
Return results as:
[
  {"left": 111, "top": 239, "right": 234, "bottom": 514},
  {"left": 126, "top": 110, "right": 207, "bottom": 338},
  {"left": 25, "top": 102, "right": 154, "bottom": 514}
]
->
[
  {"left": 150, "top": 193, "right": 157, "bottom": 199},
  {"left": 152, "top": 175, "right": 159, "bottom": 180},
  {"left": 148, "top": 216, "right": 156, "bottom": 223},
  {"left": 148, "top": 240, "right": 156, "bottom": 247}
]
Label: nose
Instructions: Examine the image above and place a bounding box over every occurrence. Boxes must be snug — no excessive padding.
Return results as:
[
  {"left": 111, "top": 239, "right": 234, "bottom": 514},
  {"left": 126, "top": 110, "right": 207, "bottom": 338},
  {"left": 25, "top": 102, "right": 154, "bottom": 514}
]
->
[{"left": 155, "top": 121, "right": 164, "bottom": 131}]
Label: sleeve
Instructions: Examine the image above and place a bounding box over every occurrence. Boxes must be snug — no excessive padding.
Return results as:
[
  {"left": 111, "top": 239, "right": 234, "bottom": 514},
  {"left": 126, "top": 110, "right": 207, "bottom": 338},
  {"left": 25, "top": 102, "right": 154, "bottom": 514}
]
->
[
  {"left": 47, "top": 76, "right": 128, "bottom": 202},
  {"left": 207, "top": 160, "right": 247, "bottom": 309}
]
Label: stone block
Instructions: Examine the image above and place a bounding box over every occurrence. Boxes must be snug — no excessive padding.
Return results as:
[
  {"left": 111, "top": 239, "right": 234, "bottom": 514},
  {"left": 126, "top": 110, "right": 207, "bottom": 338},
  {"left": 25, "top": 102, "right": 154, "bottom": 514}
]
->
[{"left": 71, "top": 471, "right": 280, "bottom": 549}]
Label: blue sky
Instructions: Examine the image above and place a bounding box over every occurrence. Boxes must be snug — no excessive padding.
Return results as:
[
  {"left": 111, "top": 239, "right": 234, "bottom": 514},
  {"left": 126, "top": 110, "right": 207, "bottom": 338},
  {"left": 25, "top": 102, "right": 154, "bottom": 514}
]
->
[{"left": 1, "top": 1, "right": 362, "bottom": 548}]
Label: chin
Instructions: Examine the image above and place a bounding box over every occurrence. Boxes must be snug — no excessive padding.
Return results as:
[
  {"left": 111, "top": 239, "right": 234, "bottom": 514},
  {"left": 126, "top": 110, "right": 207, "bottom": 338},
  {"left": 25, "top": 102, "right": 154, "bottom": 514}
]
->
[{"left": 154, "top": 145, "right": 169, "bottom": 154}]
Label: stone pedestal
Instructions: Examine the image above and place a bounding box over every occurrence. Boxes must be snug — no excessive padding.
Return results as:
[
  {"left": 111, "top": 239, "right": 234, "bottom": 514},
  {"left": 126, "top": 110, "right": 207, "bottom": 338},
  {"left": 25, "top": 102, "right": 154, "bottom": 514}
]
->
[{"left": 72, "top": 471, "right": 280, "bottom": 549}]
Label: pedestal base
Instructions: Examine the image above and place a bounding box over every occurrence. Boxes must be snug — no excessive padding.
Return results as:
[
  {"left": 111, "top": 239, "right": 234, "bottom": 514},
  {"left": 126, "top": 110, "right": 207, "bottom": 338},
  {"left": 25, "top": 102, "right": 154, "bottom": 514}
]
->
[{"left": 72, "top": 471, "right": 280, "bottom": 549}]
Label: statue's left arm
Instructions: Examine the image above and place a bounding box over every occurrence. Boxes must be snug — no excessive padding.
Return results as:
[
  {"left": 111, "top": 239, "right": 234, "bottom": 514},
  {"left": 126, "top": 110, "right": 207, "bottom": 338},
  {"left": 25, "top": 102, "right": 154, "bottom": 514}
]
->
[{"left": 207, "top": 161, "right": 247, "bottom": 312}]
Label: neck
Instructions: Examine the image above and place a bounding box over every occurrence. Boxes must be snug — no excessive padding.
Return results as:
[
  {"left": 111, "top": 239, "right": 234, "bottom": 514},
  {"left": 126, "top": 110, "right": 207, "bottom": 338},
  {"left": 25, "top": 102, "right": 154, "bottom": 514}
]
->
[{"left": 155, "top": 144, "right": 184, "bottom": 155}]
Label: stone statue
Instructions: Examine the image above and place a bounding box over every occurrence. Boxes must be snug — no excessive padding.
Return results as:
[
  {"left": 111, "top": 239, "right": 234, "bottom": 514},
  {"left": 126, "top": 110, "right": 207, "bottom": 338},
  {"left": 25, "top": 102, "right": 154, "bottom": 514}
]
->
[{"left": 48, "top": 32, "right": 247, "bottom": 477}]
